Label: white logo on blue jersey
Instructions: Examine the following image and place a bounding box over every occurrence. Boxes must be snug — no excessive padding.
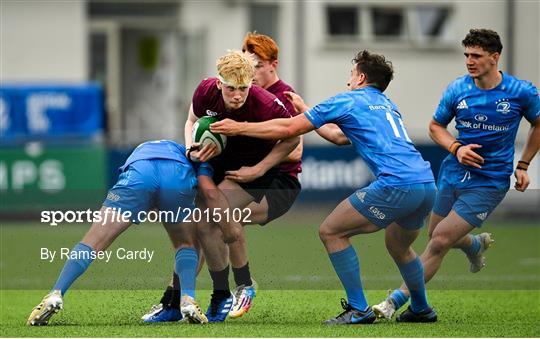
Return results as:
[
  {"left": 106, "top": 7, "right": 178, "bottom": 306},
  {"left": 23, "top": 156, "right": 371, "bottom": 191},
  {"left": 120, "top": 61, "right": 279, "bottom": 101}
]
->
[
  {"left": 476, "top": 212, "right": 487, "bottom": 221},
  {"left": 495, "top": 99, "right": 511, "bottom": 114},
  {"left": 474, "top": 114, "right": 488, "bottom": 122},
  {"left": 457, "top": 99, "right": 468, "bottom": 110},
  {"left": 356, "top": 191, "right": 366, "bottom": 203}
]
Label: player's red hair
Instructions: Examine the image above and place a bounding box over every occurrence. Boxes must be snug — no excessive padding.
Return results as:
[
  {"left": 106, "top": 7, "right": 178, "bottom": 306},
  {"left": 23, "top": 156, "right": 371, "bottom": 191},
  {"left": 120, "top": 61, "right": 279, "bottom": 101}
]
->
[{"left": 242, "top": 32, "right": 279, "bottom": 61}]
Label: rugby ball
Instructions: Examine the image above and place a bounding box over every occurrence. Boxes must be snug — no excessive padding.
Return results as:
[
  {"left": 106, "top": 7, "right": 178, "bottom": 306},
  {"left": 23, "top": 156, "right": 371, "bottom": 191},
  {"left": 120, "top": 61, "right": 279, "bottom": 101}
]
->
[{"left": 191, "top": 116, "right": 227, "bottom": 155}]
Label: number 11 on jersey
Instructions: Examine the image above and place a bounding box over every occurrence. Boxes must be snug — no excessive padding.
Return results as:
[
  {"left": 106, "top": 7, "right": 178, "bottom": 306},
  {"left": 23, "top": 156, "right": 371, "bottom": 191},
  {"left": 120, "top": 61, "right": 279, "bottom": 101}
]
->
[{"left": 386, "top": 111, "right": 412, "bottom": 142}]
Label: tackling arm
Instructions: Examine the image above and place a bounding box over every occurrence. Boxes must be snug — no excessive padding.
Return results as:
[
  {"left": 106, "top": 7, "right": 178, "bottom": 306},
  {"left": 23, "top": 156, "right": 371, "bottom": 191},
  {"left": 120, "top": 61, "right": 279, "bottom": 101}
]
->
[
  {"left": 211, "top": 113, "right": 316, "bottom": 140},
  {"left": 316, "top": 124, "right": 350, "bottom": 145}
]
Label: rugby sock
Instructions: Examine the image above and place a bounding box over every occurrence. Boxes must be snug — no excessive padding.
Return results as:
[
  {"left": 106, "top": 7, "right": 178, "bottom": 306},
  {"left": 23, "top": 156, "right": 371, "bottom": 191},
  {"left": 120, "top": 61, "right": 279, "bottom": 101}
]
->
[
  {"left": 209, "top": 265, "right": 231, "bottom": 295},
  {"left": 388, "top": 289, "right": 409, "bottom": 310},
  {"left": 461, "top": 234, "right": 481, "bottom": 256},
  {"left": 52, "top": 242, "right": 94, "bottom": 296},
  {"left": 232, "top": 262, "right": 253, "bottom": 287},
  {"left": 328, "top": 245, "right": 369, "bottom": 312},
  {"left": 175, "top": 247, "right": 198, "bottom": 299},
  {"left": 397, "top": 257, "right": 429, "bottom": 313},
  {"left": 160, "top": 285, "right": 175, "bottom": 308},
  {"left": 169, "top": 272, "right": 181, "bottom": 309}
]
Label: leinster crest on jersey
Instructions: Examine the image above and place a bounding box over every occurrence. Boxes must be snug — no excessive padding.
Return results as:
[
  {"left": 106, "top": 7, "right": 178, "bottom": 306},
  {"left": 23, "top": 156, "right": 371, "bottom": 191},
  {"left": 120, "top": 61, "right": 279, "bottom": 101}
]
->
[{"left": 495, "top": 99, "right": 510, "bottom": 114}]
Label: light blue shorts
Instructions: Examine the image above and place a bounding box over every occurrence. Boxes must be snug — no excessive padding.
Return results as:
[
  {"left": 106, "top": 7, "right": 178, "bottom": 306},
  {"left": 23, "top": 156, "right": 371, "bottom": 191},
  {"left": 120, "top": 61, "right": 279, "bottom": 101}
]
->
[
  {"left": 103, "top": 159, "right": 198, "bottom": 223},
  {"left": 433, "top": 160, "right": 509, "bottom": 228},
  {"left": 348, "top": 180, "right": 437, "bottom": 230}
]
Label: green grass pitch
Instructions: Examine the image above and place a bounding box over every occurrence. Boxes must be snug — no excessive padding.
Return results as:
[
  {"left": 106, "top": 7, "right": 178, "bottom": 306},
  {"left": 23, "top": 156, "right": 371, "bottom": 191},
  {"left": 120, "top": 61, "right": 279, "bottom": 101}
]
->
[{"left": 1, "top": 211, "right": 539, "bottom": 337}]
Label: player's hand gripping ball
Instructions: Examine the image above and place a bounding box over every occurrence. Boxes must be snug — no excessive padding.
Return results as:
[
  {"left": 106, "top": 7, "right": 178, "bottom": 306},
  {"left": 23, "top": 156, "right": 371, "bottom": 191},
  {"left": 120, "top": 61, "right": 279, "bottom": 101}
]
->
[{"left": 190, "top": 116, "right": 227, "bottom": 161}]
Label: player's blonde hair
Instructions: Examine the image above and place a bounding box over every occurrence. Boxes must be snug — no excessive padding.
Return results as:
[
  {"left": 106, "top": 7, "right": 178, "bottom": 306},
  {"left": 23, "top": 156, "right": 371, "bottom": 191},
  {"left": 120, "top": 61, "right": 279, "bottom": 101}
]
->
[{"left": 216, "top": 50, "right": 256, "bottom": 87}]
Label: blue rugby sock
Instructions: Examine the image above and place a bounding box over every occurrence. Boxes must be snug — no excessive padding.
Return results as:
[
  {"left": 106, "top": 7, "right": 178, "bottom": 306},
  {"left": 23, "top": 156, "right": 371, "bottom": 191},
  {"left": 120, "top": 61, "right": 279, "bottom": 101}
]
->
[
  {"left": 175, "top": 247, "right": 198, "bottom": 299},
  {"left": 388, "top": 288, "right": 409, "bottom": 310},
  {"left": 52, "top": 242, "right": 94, "bottom": 296},
  {"left": 328, "top": 245, "right": 368, "bottom": 311},
  {"left": 397, "top": 257, "right": 429, "bottom": 313},
  {"left": 461, "top": 234, "right": 481, "bottom": 256}
]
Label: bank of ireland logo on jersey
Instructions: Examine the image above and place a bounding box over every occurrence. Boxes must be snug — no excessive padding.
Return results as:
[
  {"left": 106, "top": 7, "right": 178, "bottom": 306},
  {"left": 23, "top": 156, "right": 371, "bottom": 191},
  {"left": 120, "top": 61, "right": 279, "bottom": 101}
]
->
[
  {"left": 206, "top": 109, "right": 218, "bottom": 117},
  {"left": 474, "top": 114, "right": 488, "bottom": 122},
  {"left": 495, "top": 98, "right": 510, "bottom": 114}
]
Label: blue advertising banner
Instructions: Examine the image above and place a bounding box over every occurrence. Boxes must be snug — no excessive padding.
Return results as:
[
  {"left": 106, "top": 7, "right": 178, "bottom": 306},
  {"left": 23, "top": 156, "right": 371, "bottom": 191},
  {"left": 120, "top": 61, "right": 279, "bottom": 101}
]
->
[
  {"left": 105, "top": 144, "right": 447, "bottom": 204},
  {"left": 296, "top": 144, "right": 447, "bottom": 203},
  {"left": 0, "top": 83, "right": 103, "bottom": 142}
]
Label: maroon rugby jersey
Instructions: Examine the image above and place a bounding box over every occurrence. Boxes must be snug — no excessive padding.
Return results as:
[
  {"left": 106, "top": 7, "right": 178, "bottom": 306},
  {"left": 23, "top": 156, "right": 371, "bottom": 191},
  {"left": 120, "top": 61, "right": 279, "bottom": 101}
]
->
[
  {"left": 266, "top": 79, "right": 302, "bottom": 178},
  {"left": 192, "top": 77, "right": 291, "bottom": 170}
]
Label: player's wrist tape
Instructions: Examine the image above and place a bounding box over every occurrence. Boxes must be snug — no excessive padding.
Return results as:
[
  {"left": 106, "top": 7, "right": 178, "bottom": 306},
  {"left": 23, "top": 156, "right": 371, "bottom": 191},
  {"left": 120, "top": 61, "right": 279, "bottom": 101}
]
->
[
  {"left": 449, "top": 141, "right": 463, "bottom": 156},
  {"left": 517, "top": 161, "right": 529, "bottom": 171}
]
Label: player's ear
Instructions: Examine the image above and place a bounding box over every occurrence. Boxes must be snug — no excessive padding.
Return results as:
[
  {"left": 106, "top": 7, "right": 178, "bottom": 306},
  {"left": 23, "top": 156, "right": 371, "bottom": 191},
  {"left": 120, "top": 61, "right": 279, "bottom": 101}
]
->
[
  {"left": 216, "top": 79, "right": 222, "bottom": 90},
  {"left": 491, "top": 52, "right": 500, "bottom": 65},
  {"left": 358, "top": 72, "right": 367, "bottom": 86},
  {"left": 271, "top": 59, "right": 278, "bottom": 69}
]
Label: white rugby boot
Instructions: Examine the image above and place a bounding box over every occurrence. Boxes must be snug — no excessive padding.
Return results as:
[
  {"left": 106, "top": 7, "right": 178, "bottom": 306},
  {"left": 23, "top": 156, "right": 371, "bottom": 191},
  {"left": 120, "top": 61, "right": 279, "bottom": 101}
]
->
[
  {"left": 180, "top": 295, "right": 208, "bottom": 324},
  {"left": 27, "top": 290, "right": 63, "bottom": 326},
  {"left": 467, "top": 233, "right": 494, "bottom": 273}
]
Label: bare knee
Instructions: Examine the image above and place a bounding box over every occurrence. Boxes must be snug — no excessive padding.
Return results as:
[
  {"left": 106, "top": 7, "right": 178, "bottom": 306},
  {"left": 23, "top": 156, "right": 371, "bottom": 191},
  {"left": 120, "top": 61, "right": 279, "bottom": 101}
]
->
[
  {"left": 386, "top": 243, "right": 415, "bottom": 264},
  {"left": 427, "top": 234, "right": 453, "bottom": 256},
  {"left": 196, "top": 221, "right": 216, "bottom": 239},
  {"left": 319, "top": 224, "right": 338, "bottom": 244}
]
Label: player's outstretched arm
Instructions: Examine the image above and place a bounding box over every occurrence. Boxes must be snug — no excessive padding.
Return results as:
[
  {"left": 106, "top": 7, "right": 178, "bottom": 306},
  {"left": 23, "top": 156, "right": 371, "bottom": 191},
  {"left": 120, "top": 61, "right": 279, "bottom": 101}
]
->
[
  {"left": 211, "top": 114, "right": 315, "bottom": 140},
  {"left": 316, "top": 124, "right": 350, "bottom": 145},
  {"left": 514, "top": 117, "right": 540, "bottom": 192},
  {"left": 197, "top": 175, "right": 242, "bottom": 243}
]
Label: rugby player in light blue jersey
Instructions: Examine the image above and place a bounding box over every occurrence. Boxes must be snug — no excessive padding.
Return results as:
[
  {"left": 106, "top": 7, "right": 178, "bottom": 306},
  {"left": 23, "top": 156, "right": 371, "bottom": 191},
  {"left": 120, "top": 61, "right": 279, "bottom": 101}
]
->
[
  {"left": 27, "top": 140, "right": 241, "bottom": 326},
  {"left": 373, "top": 29, "right": 540, "bottom": 320},
  {"left": 212, "top": 50, "right": 438, "bottom": 324}
]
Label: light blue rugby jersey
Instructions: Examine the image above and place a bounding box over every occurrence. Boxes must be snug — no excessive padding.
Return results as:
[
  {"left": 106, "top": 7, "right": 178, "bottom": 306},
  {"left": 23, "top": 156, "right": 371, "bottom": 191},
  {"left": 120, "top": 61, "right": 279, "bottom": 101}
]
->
[
  {"left": 434, "top": 72, "right": 540, "bottom": 179},
  {"left": 305, "top": 86, "right": 434, "bottom": 186},
  {"left": 120, "top": 140, "right": 213, "bottom": 177}
]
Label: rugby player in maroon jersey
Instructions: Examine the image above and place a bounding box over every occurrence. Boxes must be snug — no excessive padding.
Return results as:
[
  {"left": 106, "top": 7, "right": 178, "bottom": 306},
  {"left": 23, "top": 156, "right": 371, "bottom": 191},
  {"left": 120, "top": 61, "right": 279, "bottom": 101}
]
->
[{"left": 142, "top": 50, "right": 300, "bottom": 323}]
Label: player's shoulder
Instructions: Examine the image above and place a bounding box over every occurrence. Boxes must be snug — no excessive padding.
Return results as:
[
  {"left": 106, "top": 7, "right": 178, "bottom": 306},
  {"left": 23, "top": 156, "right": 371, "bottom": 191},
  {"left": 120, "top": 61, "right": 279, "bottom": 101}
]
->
[
  {"left": 193, "top": 77, "right": 220, "bottom": 113},
  {"left": 501, "top": 73, "right": 538, "bottom": 98},
  {"left": 269, "top": 79, "right": 294, "bottom": 93},
  {"left": 350, "top": 86, "right": 385, "bottom": 104},
  {"left": 194, "top": 77, "right": 218, "bottom": 95},
  {"left": 316, "top": 90, "right": 358, "bottom": 114},
  {"left": 445, "top": 74, "right": 471, "bottom": 93},
  {"left": 250, "top": 84, "right": 278, "bottom": 105}
]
